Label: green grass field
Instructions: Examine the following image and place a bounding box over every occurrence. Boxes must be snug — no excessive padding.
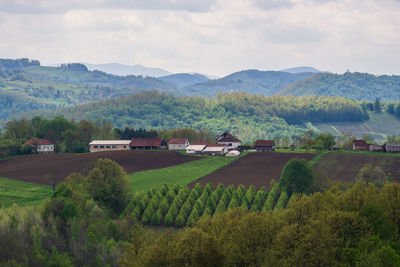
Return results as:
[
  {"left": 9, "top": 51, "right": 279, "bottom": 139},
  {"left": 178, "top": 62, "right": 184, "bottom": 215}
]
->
[
  {"left": 127, "top": 154, "right": 244, "bottom": 193},
  {"left": 0, "top": 177, "right": 52, "bottom": 207}
]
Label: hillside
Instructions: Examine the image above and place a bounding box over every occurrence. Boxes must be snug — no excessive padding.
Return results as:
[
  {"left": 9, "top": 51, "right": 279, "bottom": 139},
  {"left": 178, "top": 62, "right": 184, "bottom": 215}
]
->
[
  {"left": 159, "top": 73, "right": 209, "bottom": 87},
  {"left": 180, "top": 69, "right": 315, "bottom": 95},
  {"left": 281, "top": 66, "right": 321, "bottom": 73},
  {"left": 28, "top": 91, "right": 368, "bottom": 142},
  {"left": 280, "top": 72, "right": 400, "bottom": 101},
  {"left": 312, "top": 112, "right": 400, "bottom": 142}
]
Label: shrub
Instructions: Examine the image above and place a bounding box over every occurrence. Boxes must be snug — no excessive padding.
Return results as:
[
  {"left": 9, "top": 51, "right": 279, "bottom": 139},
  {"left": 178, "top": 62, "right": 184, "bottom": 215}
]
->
[
  {"left": 274, "top": 191, "right": 289, "bottom": 211},
  {"left": 151, "top": 209, "right": 163, "bottom": 225},
  {"left": 263, "top": 183, "right": 280, "bottom": 211},
  {"left": 175, "top": 213, "right": 186, "bottom": 227}
]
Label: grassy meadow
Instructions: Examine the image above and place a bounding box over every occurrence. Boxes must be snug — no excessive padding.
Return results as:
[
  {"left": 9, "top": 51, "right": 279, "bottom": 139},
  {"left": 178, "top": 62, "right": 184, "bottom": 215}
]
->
[
  {"left": 0, "top": 177, "right": 52, "bottom": 207},
  {"left": 127, "top": 154, "right": 244, "bottom": 193}
]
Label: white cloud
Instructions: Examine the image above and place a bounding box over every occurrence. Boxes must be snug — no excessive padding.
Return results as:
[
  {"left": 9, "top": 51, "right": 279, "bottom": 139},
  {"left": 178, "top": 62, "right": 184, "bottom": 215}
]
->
[{"left": 0, "top": 0, "right": 399, "bottom": 76}]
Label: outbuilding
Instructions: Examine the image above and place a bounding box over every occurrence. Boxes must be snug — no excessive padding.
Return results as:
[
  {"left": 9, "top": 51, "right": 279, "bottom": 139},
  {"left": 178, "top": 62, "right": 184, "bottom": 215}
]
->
[
  {"left": 89, "top": 140, "right": 131, "bottom": 152},
  {"left": 130, "top": 138, "right": 167, "bottom": 150},
  {"left": 255, "top": 140, "right": 275, "bottom": 152},
  {"left": 168, "top": 139, "right": 190, "bottom": 150},
  {"left": 353, "top": 140, "right": 369, "bottom": 151},
  {"left": 386, "top": 143, "right": 400, "bottom": 153},
  {"left": 186, "top": 144, "right": 207, "bottom": 154},
  {"left": 203, "top": 144, "right": 228, "bottom": 155}
]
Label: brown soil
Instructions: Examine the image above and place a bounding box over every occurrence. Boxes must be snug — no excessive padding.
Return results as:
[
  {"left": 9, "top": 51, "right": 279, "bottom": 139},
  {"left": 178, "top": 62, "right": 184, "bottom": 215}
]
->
[
  {"left": 313, "top": 152, "right": 400, "bottom": 182},
  {"left": 0, "top": 151, "right": 199, "bottom": 186},
  {"left": 190, "top": 152, "right": 315, "bottom": 190}
]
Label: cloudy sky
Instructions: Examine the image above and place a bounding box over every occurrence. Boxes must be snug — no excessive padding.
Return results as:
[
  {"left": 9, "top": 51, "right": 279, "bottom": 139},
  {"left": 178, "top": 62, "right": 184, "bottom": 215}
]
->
[{"left": 0, "top": 0, "right": 400, "bottom": 76}]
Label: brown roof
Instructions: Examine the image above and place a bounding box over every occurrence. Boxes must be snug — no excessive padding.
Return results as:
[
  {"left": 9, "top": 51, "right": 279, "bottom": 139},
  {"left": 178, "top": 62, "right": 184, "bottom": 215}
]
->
[
  {"left": 353, "top": 140, "right": 368, "bottom": 146},
  {"left": 130, "top": 138, "right": 165, "bottom": 147},
  {"left": 26, "top": 138, "right": 52, "bottom": 145},
  {"left": 216, "top": 132, "right": 241, "bottom": 143},
  {"left": 193, "top": 140, "right": 208, "bottom": 145},
  {"left": 255, "top": 140, "right": 275, "bottom": 147},
  {"left": 168, "top": 139, "right": 188, "bottom": 145}
]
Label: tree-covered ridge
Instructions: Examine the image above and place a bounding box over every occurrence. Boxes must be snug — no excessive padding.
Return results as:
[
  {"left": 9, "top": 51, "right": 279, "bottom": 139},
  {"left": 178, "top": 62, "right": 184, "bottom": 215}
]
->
[
  {"left": 181, "top": 69, "right": 315, "bottom": 96},
  {"left": 280, "top": 71, "right": 400, "bottom": 101},
  {"left": 31, "top": 91, "right": 368, "bottom": 142},
  {"left": 0, "top": 89, "right": 56, "bottom": 119}
]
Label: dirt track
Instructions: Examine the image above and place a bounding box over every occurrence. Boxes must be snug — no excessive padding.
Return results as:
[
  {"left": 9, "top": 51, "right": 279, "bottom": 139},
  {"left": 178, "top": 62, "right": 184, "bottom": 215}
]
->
[
  {"left": 0, "top": 151, "right": 199, "bottom": 186},
  {"left": 190, "top": 152, "right": 315, "bottom": 190}
]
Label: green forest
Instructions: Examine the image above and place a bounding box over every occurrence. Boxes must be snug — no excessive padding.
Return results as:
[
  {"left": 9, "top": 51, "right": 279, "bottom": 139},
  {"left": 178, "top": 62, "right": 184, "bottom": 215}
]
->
[
  {"left": 281, "top": 72, "right": 400, "bottom": 101},
  {"left": 29, "top": 91, "right": 368, "bottom": 142}
]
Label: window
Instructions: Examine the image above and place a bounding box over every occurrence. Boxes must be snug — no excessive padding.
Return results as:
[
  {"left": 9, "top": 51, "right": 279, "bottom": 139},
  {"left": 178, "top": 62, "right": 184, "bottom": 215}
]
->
[
  {"left": 94, "top": 145, "right": 98, "bottom": 148},
  {"left": 124, "top": 145, "right": 126, "bottom": 148},
  {"left": 228, "top": 143, "right": 232, "bottom": 146},
  {"left": 106, "top": 146, "right": 110, "bottom": 148},
  {"left": 112, "top": 145, "right": 117, "bottom": 148},
  {"left": 100, "top": 145, "right": 105, "bottom": 148}
]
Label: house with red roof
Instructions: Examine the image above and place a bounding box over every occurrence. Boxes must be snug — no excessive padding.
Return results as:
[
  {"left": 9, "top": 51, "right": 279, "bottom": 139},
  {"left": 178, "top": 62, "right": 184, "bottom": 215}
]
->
[
  {"left": 26, "top": 138, "right": 55, "bottom": 153},
  {"left": 255, "top": 140, "right": 275, "bottom": 152},
  {"left": 168, "top": 139, "right": 190, "bottom": 150},
  {"left": 130, "top": 137, "right": 167, "bottom": 150},
  {"left": 216, "top": 132, "right": 241, "bottom": 150}
]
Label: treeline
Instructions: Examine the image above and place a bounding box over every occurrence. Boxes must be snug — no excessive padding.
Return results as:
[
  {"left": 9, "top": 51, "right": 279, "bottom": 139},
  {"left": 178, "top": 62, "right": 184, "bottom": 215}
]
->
[
  {"left": 1, "top": 159, "right": 400, "bottom": 266},
  {"left": 0, "top": 58, "right": 40, "bottom": 69},
  {"left": 34, "top": 91, "right": 368, "bottom": 142}
]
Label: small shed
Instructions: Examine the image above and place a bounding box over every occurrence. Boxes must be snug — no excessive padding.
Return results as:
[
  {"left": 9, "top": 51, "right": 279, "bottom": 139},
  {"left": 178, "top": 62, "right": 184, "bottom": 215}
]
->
[
  {"left": 386, "top": 143, "right": 400, "bottom": 153},
  {"left": 255, "top": 140, "right": 275, "bottom": 152},
  {"left": 369, "top": 144, "right": 384, "bottom": 152},
  {"left": 130, "top": 138, "right": 167, "bottom": 150},
  {"left": 203, "top": 144, "right": 228, "bottom": 155},
  {"left": 168, "top": 139, "right": 190, "bottom": 150},
  {"left": 353, "top": 140, "right": 369, "bottom": 151}
]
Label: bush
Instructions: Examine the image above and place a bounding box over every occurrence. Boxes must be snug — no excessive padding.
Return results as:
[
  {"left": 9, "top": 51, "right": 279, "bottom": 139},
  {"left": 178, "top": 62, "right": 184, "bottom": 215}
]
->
[
  {"left": 151, "top": 210, "right": 163, "bottom": 225},
  {"left": 175, "top": 213, "right": 186, "bottom": 227},
  {"left": 274, "top": 191, "right": 289, "bottom": 211},
  {"left": 263, "top": 183, "right": 280, "bottom": 211}
]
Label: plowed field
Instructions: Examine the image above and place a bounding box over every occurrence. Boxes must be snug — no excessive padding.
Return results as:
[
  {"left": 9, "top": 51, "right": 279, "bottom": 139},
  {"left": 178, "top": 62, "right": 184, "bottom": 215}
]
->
[
  {"left": 0, "top": 151, "right": 199, "bottom": 186},
  {"left": 190, "top": 152, "right": 315, "bottom": 189}
]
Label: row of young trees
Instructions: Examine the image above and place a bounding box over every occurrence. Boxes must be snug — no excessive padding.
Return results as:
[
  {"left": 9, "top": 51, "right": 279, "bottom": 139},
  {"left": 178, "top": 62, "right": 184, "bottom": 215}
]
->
[{"left": 126, "top": 182, "right": 287, "bottom": 228}]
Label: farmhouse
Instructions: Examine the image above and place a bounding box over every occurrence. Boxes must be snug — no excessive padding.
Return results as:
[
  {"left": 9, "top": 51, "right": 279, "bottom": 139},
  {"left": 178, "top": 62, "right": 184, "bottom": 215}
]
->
[
  {"left": 255, "top": 140, "right": 275, "bottom": 152},
  {"left": 203, "top": 144, "right": 228, "bottom": 155},
  {"left": 168, "top": 139, "right": 190, "bottom": 150},
  {"left": 216, "top": 132, "right": 241, "bottom": 150},
  {"left": 130, "top": 137, "right": 167, "bottom": 150},
  {"left": 89, "top": 140, "right": 131, "bottom": 152},
  {"left": 386, "top": 143, "right": 400, "bottom": 153},
  {"left": 186, "top": 144, "right": 207, "bottom": 154},
  {"left": 26, "top": 138, "right": 54, "bottom": 153},
  {"left": 353, "top": 140, "right": 369, "bottom": 151}
]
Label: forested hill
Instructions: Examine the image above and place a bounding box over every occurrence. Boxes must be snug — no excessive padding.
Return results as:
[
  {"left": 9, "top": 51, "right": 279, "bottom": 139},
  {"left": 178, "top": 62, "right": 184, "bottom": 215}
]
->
[
  {"left": 280, "top": 72, "right": 400, "bottom": 101},
  {"left": 180, "top": 69, "right": 315, "bottom": 96},
  {"left": 31, "top": 91, "right": 368, "bottom": 142}
]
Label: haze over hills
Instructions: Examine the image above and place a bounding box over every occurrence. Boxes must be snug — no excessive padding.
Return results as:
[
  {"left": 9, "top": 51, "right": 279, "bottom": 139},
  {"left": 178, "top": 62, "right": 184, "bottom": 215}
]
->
[
  {"left": 281, "top": 66, "right": 321, "bottom": 74},
  {"left": 180, "top": 69, "right": 315, "bottom": 96},
  {"left": 159, "top": 73, "right": 209, "bottom": 87},
  {"left": 84, "top": 63, "right": 171, "bottom": 77}
]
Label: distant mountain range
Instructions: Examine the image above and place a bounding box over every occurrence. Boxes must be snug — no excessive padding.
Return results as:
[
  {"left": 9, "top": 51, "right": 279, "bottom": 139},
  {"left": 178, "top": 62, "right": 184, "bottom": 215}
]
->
[
  {"left": 159, "top": 73, "right": 209, "bottom": 87},
  {"left": 281, "top": 66, "right": 321, "bottom": 74},
  {"left": 84, "top": 63, "right": 171, "bottom": 77}
]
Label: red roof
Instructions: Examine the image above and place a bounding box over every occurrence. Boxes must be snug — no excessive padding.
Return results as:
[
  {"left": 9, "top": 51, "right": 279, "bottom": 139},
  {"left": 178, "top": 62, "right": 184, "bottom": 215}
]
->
[
  {"left": 353, "top": 140, "right": 368, "bottom": 146},
  {"left": 130, "top": 138, "right": 165, "bottom": 147},
  {"left": 206, "top": 144, "right": 226, "bottom": 147},
  {"left": 168, "top": 139, "right": 188, "bottom": 145},
  {"left": 26, "top": 138, "right": 52, "bottom": 145},
  {"left": 193, "top": 140, "right": 208, "bottom": 145},
  {"left": 216, "top": 132, "right": 241, "bottom": 143},
  {"left": 255, "top": 140, "right": 275, "bottom": 147}
]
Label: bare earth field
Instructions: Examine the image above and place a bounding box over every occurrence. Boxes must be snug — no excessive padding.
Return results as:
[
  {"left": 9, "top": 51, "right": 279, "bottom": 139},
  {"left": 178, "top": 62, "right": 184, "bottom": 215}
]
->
[
  {"left": 0, "top": 151, "right": 199, "bottom": 186},
  {"left": 190, "top": 152, "right": 315, "bottom": 190},
  {"left": 313, "top": 152, "right": 400, "bottom": 182}
]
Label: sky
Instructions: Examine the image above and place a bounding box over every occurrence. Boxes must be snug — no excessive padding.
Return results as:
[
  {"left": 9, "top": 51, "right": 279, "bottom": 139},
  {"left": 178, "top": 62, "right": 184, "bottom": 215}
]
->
[{"left": 0, "top": 0, "right": 400, "bottom": 76}]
